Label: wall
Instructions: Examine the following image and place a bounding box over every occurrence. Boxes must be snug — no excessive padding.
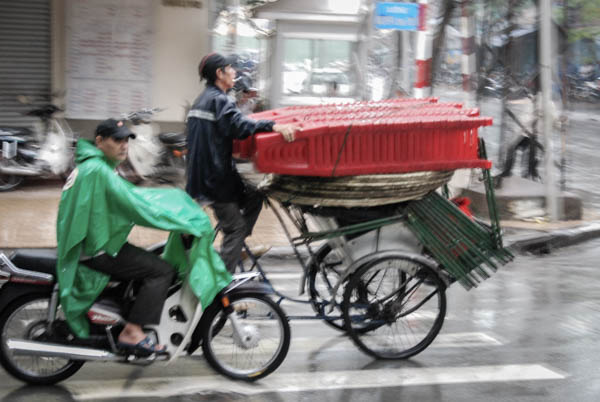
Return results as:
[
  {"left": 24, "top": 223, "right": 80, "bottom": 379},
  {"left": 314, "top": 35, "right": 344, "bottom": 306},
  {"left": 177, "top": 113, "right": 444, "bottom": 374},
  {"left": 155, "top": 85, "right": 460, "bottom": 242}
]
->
[
  {"left": 51, "top": 0, "right": 210, "bottom": 137},
  {"left": 152, "top": 1, "right": 208, "bottom": 123}
]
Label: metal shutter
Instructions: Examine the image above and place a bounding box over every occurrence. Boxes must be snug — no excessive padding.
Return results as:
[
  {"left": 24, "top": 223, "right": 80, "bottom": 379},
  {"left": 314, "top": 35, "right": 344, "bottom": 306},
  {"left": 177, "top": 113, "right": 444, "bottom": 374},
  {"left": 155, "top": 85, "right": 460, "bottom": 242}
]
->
[{"left": 0, "top": 0, "right": 51, "bottom": 128}]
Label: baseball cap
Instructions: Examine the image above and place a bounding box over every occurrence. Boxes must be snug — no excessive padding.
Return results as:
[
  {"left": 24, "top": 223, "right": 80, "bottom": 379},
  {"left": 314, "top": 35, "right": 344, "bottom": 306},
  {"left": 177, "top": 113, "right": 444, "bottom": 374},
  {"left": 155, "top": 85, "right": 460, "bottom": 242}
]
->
[
  {"left": 95, "top": 118, "right": 136, "bottom": 140},
  {"left": 198, "top": 52, "right": 238, "bottom": 81}
]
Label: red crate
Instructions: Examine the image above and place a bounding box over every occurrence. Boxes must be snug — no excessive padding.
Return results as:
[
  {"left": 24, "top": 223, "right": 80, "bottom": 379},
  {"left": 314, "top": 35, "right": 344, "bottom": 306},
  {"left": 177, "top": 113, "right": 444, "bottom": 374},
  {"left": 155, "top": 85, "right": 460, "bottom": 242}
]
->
[{"left": 235, "top": 99, "right": 493, "bottom": 175}]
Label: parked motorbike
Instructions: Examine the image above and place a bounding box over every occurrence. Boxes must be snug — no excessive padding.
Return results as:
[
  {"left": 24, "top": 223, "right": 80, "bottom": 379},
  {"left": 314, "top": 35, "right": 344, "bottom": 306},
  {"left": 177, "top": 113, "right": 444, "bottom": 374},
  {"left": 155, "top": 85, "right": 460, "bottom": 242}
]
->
[
  {"left": 0, "top": 243, "right": 290, "bottom": 385},
  {"left": 119, "top": 108, "right": 187, "bottom": 186},
  {"left": 0, "top": 104, "right": 76, "bottom": 191},
  {"left": 566, "top": 73, "right": 600, "bottom": 102}
]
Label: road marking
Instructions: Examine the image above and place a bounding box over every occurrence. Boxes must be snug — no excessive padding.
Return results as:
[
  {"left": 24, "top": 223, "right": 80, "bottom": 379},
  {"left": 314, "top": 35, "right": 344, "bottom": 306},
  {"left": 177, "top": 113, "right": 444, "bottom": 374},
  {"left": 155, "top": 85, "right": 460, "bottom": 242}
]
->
[
  {"left": 200, "top": 332, "right": 503, "bottom": 357},
  {"left": 70, "top": 364, "right": 565, "bottom": 400}
]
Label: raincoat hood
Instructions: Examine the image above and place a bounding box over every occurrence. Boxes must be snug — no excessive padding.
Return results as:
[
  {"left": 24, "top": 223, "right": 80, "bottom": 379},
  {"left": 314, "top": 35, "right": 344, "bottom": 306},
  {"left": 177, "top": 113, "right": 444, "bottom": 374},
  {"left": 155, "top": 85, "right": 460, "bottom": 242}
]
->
[{"left": 56, "top": 139, "right": 231, "bottom": 338}]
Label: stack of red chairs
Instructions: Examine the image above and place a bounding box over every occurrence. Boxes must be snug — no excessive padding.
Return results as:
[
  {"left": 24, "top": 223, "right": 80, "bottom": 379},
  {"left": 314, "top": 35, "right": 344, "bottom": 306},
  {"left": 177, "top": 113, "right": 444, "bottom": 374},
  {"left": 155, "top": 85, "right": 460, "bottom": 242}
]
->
[{"left": 234, "top": 98, "right": 492, "bottom": 177}]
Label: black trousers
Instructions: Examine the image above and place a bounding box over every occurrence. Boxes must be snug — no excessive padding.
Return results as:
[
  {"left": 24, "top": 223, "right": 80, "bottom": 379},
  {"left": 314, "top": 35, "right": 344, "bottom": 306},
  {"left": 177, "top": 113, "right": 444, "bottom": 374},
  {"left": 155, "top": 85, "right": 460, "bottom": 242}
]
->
[
  {"left": 83, "top": 243, "right": 175, "bottom": 326},
  {"left": 211, "top": 186, "right": 263, "bottom": 273}
]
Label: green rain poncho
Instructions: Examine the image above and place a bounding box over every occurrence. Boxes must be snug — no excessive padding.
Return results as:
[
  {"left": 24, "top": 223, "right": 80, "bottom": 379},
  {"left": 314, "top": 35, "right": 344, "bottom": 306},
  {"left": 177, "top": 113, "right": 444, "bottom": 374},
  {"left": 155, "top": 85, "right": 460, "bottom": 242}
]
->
[{"left": 56, "top": 139, "right": 232, "bottom": 338}]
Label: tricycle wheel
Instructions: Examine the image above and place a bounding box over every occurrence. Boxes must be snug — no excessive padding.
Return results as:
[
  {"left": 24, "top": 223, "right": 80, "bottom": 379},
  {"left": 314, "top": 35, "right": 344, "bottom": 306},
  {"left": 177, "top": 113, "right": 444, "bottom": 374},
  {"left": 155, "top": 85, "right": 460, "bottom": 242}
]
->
[
  {"left": 342, "top": 254, "right": 446, "bottom": 359},
  {"left": 307, "top": 243, "right": 347, "bottom": 331}
]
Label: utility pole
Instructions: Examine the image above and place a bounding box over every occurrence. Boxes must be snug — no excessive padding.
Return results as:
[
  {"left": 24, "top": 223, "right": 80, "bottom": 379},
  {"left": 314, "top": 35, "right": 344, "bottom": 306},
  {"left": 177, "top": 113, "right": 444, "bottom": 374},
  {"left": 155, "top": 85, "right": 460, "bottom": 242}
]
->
[
  {"left": 540, "top": 0, "right": 559, "bottom": 220},
  {"left": 363, "top": 0, "right": 375, "bottom": 100},
  {"left": 402, "top": 30, "right": 411, "bottom": 93},
  {"left": 225, "top": 0, "right": 240, "bottom": 54},
  {"left": 498, "top": 1, "right": 515, "bottom": 168}
]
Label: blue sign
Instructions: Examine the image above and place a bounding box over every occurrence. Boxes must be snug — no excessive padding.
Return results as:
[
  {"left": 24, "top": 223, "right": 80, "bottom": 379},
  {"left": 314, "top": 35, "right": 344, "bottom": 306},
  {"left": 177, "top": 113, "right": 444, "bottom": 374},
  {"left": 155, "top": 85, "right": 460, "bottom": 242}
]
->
[{"left": 374, "top": 2, "right": 419, "bottom": 31}]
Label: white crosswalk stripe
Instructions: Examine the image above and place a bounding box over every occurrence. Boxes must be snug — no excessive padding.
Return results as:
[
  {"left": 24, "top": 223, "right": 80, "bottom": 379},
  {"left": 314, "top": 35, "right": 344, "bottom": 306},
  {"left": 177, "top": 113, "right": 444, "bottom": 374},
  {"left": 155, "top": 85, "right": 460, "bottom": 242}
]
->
[
  {"left": 69, "top": 364, "right": 565, "bottom": 400},
  {"left": 205, "top": 332, "right": 503, "bottom": 355}
]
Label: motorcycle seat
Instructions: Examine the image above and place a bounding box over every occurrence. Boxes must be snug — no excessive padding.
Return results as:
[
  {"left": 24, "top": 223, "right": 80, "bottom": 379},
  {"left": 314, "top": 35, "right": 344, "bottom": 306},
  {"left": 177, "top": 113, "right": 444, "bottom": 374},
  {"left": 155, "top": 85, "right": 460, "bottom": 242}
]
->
[
  {"left": 158, "top": 131, "right": 186, "bottom": 146},
  {"left": 10, "top": 249, "right": 57, "bottom": 276}
]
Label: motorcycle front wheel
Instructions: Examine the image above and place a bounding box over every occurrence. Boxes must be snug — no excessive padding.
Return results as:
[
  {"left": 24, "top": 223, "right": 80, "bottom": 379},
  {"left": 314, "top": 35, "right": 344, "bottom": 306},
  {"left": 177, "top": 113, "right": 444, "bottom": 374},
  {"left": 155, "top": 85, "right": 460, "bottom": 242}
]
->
[
  {"left": 201, "top": 293, "right": 290, "bottom": 381},
  {"left": 0, "top": 294, "right": 84, "bottom": 385}
]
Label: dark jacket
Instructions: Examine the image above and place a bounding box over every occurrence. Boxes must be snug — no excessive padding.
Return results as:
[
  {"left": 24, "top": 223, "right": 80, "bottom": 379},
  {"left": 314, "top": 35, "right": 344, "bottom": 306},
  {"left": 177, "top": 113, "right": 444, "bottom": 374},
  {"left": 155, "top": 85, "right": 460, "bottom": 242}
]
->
[{"left": 185, "top": 84, "right": 274, "bottom": 202}]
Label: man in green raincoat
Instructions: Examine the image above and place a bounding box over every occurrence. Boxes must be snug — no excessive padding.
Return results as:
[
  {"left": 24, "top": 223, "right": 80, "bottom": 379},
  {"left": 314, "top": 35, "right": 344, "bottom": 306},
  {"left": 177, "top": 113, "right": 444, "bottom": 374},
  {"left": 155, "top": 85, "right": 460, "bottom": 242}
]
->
[{"left": 56, "top": 118, "right": 231, "bottom": 355}]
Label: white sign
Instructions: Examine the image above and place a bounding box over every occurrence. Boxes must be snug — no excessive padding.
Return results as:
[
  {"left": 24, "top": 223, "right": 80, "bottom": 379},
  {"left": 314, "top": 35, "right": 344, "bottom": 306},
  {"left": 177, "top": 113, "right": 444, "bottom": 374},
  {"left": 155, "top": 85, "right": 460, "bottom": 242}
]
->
[{"left": 65, "top": 0, "right": 154, "bottom": 119}]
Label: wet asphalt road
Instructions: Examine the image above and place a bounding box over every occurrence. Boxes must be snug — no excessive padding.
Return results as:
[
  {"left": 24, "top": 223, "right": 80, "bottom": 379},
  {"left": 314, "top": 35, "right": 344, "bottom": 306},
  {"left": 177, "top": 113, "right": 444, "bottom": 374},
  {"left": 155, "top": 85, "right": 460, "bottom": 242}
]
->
[{"left": 1, "top": 239, "right": 600, "bottom": 401}]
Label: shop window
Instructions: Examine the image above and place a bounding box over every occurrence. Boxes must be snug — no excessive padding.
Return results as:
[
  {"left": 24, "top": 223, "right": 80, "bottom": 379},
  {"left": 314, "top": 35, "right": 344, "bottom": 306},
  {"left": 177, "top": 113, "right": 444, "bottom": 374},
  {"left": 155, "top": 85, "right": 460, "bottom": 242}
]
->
[{"left": 282, "top": 38, "right": 357, "bottom": 98}]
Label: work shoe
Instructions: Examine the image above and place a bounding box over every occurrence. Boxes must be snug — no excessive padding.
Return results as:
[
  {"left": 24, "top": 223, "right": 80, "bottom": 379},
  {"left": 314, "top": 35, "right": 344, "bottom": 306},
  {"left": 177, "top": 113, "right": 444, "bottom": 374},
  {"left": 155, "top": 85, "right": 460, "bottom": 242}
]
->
[{"left": 240, "top": 245, "right": 271, "bottom": 262}]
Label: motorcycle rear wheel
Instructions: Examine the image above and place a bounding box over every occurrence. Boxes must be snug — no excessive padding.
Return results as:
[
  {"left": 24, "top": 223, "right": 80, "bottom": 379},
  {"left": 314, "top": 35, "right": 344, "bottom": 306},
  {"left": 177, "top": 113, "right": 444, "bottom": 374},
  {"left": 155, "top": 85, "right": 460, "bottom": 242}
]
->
[
  {"left": 0, "top": 294, "right": 84, "bottom": 385},
  {"left": 201, "top": 293, "right": 290, "bottom": 381},
  {"left": 0, "top": 173, "right": 23, "bottom": 191}
]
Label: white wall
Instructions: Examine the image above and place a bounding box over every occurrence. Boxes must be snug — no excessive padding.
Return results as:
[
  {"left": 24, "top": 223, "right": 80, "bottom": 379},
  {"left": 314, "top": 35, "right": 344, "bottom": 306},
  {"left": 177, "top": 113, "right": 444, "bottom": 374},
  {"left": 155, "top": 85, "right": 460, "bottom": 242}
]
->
[
  {"left": 52, "top": 0, "right": 210, "bottom": 129},
  {"left": 151, "top": 1, "right": 208, "bottom": 122}
]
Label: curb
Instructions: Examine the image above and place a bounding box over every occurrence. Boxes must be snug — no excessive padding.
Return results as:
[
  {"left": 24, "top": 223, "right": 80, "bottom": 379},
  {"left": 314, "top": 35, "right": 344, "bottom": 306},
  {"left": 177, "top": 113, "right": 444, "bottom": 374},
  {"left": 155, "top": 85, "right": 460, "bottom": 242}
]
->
[{"left": 505, "top": 222, "right": 600, "bottom": 254}]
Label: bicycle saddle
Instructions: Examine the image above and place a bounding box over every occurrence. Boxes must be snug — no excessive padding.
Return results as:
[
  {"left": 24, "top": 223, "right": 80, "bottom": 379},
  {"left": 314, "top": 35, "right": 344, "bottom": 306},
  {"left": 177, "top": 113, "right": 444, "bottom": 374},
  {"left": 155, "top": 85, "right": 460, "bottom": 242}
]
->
[{"left": 158, "top": 132, "right": 186, "bottom": 146}]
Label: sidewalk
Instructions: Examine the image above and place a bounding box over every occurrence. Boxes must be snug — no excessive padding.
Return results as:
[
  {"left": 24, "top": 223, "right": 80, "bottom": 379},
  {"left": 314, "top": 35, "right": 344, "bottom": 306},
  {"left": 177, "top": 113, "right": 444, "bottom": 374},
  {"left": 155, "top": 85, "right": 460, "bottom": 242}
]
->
[{"left": 1, "top": 182, "right": 599, "bottom": 257}]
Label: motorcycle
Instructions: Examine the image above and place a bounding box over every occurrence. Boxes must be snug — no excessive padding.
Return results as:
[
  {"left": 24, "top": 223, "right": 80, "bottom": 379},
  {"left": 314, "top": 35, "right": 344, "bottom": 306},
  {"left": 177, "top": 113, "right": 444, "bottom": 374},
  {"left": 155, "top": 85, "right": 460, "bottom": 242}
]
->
[
  {"left": 566, "top": 73, "right": 600, "bottom": 102},
  {"left": 0, "top": 242, "right": 291, "bottom": 385},
  {"left": 0, "top": 104, "right": 76, "bottom": 191},
  {"left": 118, "top": 108, "right": 187, "bottom": 186}
]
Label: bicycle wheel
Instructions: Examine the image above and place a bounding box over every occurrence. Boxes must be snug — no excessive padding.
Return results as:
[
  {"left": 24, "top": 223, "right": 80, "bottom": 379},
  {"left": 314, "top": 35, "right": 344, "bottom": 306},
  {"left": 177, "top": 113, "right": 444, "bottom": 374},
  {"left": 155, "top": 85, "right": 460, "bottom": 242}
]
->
[
  {"left": 0, "top": 294, "right": 84, "bottom": 385},
  {"left": 307, "top": 243, "right": 348, "bottom": 331},
  {"left": 201, "top": 293, "right": 290, "bottom": 381},
  {"left": 342, "top": 254, "right": 446, "bottom": 359}
]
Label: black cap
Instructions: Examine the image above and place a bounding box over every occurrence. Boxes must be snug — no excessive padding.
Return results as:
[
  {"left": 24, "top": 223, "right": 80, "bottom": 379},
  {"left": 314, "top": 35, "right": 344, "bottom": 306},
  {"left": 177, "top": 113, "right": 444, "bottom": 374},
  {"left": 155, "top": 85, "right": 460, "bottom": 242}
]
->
[
  {"left": 95, "top": 118, "right": 136, "bottom": 140},
  {"left": 198, "top": 52, "right": 238, "bottom": 82}
]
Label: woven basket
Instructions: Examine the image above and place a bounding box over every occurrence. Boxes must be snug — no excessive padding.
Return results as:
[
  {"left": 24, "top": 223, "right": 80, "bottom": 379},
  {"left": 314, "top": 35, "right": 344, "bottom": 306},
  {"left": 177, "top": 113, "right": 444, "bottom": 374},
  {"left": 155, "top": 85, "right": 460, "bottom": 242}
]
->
[{"left": 262, "top": 171, "right": 454, "bottom": 207}]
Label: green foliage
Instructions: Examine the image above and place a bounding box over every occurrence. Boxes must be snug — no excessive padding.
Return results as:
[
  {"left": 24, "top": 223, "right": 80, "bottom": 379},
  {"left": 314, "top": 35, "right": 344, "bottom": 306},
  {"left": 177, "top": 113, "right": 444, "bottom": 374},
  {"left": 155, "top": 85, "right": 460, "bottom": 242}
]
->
[{"left": 555, "top": 0, "right": 600, "bottom": 41}]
